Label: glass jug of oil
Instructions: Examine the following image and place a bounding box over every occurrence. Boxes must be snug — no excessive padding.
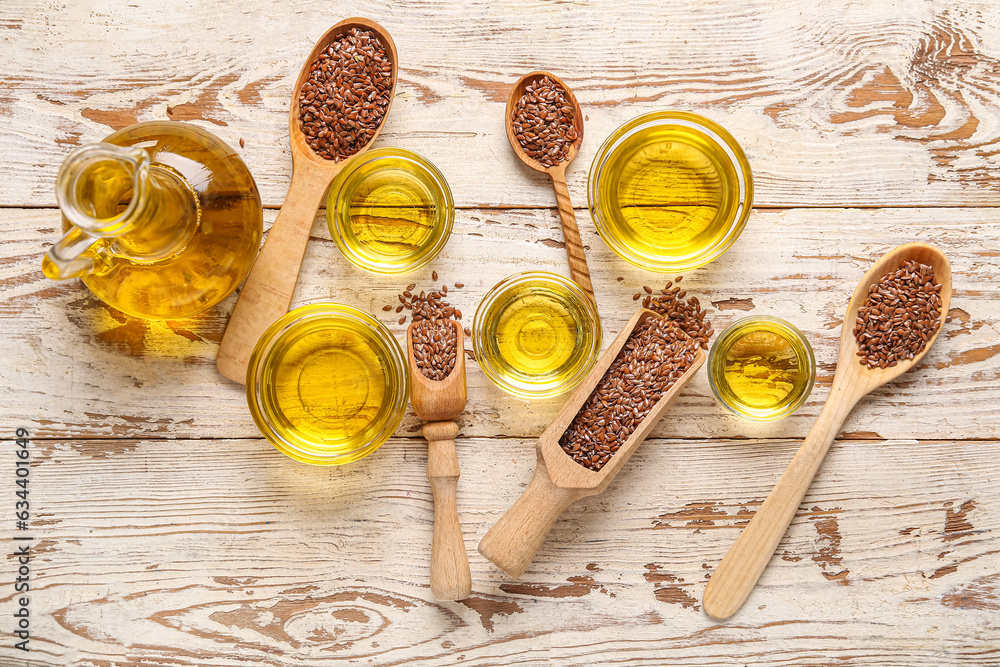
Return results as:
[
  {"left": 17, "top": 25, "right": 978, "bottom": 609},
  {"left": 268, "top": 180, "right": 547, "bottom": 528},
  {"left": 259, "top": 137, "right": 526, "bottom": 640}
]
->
[{"left": 41, "top": 121, "right": 262, "bottom": 320}]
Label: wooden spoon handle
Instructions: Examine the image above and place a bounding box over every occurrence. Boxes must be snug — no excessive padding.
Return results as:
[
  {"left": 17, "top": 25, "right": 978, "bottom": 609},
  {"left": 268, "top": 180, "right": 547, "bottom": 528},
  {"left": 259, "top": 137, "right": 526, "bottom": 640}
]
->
[
  {"left": 216, "top": 167, "right": 332, "bottom": 384},
  {"left": 702, "top": 396, "right": 856, "bottom": 619},
  {"left": 478, "top": 451, "right": 585, "bottom": 579},
  {"left": 549, "top": 167, "right": 596, "bottom": 303},
  {"left": 424, "top": 421, "right": 472, "bottom": 601}
]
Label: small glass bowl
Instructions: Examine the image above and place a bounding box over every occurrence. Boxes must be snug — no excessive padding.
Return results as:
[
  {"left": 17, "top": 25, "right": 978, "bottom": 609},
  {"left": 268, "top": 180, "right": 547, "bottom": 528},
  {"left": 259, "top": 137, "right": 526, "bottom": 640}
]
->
[
  {"left": 473, "top": 271, "right": 602, "bottom": 399},
  {"left": 327, "top": 148, "right": 454, "bottom": 274},
  {"left": 708, "top": 316, "right": 815, "bottom": 422},
  {"left": 588, "top": 110, "right": 753, "bottom": 272},
  {"left": 246, "top": 303, "right": 409, "bottom": 465}
]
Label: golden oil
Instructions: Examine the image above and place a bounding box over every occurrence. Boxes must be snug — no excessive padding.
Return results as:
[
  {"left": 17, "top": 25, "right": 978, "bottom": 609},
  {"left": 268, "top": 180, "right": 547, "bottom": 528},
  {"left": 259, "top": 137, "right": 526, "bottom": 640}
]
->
[
  {"left": 246, "top": 304, "right": 409, "bottom": 465},
  {"left": 588, "top": 111, "right": 752, "bottom": 272},
  {"left": 44, "top": 121, "right": 262, "bottom": 320},
  {"left": 708, "top": 316, "right": 815, "bottom": 421},
  {"left": 473, "top": 272, "right": 601, "bottom": 399},
  {"left": 327, "top": 148, "right": 453, "bottom": 274}
]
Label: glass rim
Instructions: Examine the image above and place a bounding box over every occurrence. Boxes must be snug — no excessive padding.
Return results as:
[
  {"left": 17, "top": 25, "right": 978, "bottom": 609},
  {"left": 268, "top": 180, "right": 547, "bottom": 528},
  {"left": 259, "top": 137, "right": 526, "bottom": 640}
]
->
[
  {"left": 245, "top": 302, "right": 409, "bottom": 464},
  {"left": 56, "top": 143, "right": 151, "bottom": 235},
  {"left": 472, "top": 271, "right": 602, "bottom": 399},
  {"left": 587, "top": 110, "right": 754, "bottom": 273},
  {"left": 327, "top": 147, "right": 454, "bottom": 275}
]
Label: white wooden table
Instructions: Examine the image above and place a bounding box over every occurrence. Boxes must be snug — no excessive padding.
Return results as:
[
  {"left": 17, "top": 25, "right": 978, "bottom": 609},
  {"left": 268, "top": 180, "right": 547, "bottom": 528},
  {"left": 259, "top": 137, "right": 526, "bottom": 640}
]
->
[{"left": 2, "top": 1, "right": 999, "bottom": 664}]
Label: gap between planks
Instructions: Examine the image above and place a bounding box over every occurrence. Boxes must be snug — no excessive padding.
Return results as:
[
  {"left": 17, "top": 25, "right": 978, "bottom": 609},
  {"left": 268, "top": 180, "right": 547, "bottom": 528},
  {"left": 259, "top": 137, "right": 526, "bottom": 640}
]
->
[
  {"left": 12, "top": 203, "right": 1000, "bottom": 211},
  {"left": 13, "top": 435, "right": 1000, "bottom": 442}
]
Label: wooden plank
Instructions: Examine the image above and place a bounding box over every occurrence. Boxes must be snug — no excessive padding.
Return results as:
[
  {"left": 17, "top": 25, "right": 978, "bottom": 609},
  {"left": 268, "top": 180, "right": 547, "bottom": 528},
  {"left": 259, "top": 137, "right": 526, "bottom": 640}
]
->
[
  {"left": 3, "top": 435, "right": 997, "bottom": 665},
  {"left": 3, "top": 206, "right": 999, "bottom": 441},
  {"left": 5, "top": 1, "right": 1000, "bottom": 207}
]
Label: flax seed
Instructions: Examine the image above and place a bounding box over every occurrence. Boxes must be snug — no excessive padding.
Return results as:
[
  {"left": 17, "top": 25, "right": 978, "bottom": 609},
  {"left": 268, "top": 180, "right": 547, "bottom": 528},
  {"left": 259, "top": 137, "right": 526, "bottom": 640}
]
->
[
  {"left": 297, "top": 27, "right": 392, "bottom": 161},
  {"left": 559, "top": 316, "right": 700, "bottom": 471},
  {"left": 511, "top": 75, "right": 577, "bottom": 168},
  {"left": 556, "top": 277, "right": 713, "bottom": 471},
  {"left": 854, "top": 259, "right": 942, "bottom": 369},
  {"left": 640, "top": 279, "right": 713, "bottom": 350},
  {"left": 396, "top": 278, "right": 466, "bottom": 381}
]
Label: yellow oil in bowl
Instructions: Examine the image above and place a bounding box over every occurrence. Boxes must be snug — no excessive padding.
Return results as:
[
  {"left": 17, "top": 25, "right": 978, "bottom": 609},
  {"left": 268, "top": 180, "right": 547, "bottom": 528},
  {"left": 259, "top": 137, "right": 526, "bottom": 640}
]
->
[
  {"left": 327, "top": 148, "right": 453, "bottom": 274},
  {"left": 246, "top": 303, "right": 409, "bottom": 465},
  {"left": 588, "top": 111, "right": 752, "bottom": 272},
  {"left": 473, "top": 272, "right": 601, "bottom": 399},
  {"left": 708, "top": 316, "right": 815, "bottom": 421}
]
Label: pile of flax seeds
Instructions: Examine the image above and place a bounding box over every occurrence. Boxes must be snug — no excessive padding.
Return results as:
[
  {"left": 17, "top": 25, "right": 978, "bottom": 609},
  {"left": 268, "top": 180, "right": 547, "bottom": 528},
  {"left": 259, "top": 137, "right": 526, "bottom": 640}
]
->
[{"left": 560, "top": 278, "right": 713, "bottom": 471}]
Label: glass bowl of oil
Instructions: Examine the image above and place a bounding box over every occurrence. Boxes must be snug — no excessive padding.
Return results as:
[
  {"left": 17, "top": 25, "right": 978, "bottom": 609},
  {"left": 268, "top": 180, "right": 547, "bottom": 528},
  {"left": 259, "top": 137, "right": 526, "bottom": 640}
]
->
[
  {"left": 473, "top": 271, "right": 601, "bottom": 399},
  {"left": 327, "top": 148, "right": 454, "bottom": 274},
  {"left": 246, "top": 303, "right": 409, "bottom": 465},
  {"left": 588, "top": 111, "right": 753, "bottom": 272},
  {"left": 708, "top": 316, "right": 815, "bottom": 421}
]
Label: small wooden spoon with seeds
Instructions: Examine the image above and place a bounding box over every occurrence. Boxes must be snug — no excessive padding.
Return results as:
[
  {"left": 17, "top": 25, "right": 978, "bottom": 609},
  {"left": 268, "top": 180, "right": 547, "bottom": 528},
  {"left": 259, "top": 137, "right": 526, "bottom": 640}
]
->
[
  {"left": 703, "top": 242, "right": 952, "bottom": 620},
  {"left": 217, "top": 18, "right": 398, "bottom": 384},
  {"left": 506, "top": 72, "right": 596, "bottom": 306},
  {"left": 406, "top": 320, "right": 471, "bottom": 601},
  {"left": 478, "top": 308, "right": 706, "bottom": 578}
]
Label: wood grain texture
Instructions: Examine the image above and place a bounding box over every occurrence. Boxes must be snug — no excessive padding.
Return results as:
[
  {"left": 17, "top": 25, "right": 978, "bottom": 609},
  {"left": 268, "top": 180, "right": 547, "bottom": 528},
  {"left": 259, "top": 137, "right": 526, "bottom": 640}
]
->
[
  {"left": 215, "top": 165, "right": 331, "bottom": 383},
  {"left": 5, "top": 1, "right": 1000, "bottom": 207},
  {"left": 549, "top": 166, "right": 596, "bottom": 301},
  {"left": 410, "top": 324, "right": 473, "bottom": 599},
  {"left": 503, "top": 70, "right": 595, "bottom": 299},
  {"left": 408, "top": 320, "right": 467, "bottom": 422},
  {"left": 425, "top": 421, "right": 473, "bottom": 602},
  {"left": 705, "top": 242, "right": 954, "bottom": 619},
  {"left": 4, "top": 206, "right": 999, "bottom": 441},
  {"left": 216, "top": 16, "right": 399, "bottom": 384},
  {"left": 3, "top": 1, "right": 1000, "bottom": 663},
  {"left": 2, "top": 436, "right": 996, "bottom": 665}
]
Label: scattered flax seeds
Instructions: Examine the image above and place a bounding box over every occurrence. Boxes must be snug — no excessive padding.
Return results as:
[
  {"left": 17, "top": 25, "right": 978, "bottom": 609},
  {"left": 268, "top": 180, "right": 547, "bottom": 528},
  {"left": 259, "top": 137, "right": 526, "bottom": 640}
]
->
[
  {"left": 635, "top": 279, "right": 714, "bottom": 349},
  {"left": 559, "top": 317, "right": 700, "bottom": 471},
  {"left": 388, "top": 282, "right": 466, "bottom": 381},
  {"left": 854, "top": 259, "right": 942, "bottom": 369}
]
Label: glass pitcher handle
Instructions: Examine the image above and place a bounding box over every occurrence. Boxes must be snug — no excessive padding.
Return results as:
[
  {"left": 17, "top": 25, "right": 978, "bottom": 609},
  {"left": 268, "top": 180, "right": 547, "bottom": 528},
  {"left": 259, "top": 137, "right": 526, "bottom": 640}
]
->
[{"left": 41, "top": 226, "right": 108, "bottom": 280}]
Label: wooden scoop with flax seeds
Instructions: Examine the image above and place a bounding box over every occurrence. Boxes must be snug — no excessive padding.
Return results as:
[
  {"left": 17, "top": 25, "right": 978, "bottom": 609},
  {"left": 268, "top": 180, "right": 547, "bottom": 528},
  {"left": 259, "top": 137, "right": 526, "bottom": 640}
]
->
[
  {"left": 407, "top": 307, "right": 471, "bottom": 601},
  {"left": 479, "top": 308, "right": 706, "bottom": 578}
]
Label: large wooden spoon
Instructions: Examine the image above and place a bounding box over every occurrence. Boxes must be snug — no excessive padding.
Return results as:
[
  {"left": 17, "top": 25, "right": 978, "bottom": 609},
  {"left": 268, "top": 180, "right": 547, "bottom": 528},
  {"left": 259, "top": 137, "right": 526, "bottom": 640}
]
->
[
  {"left": 217, "top": 18, "right": 398, "bottom": 383},
  {"left": 702, "top": 242, "right": 952, "bottom": 619},
  {"left": 505, "top": 71, "right": 595, "bottom": 304},
  {"left": 479, "top": 308, "right": 706, "bottom": 578},
  {"left": 406, "top": 320, "right": 472, "bottom": 601}
]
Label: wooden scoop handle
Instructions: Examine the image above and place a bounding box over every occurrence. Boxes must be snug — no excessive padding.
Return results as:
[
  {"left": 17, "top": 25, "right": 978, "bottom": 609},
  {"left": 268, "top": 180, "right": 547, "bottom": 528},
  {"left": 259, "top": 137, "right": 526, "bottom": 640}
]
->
[
  {"left": 424, "top": 421, "right": 472, "bottom": 601},
  {"left": 703, "top": 394, "right": 857, "bottom": 619},
  {"left": 478, "top": 451, "right": 587, "bottom": 579},
  {"left": 550, "top": 166, "right": 595, "bottom": 303},
  {"left": 216, "top": 166, "right": 332, "bottom": 384}
]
